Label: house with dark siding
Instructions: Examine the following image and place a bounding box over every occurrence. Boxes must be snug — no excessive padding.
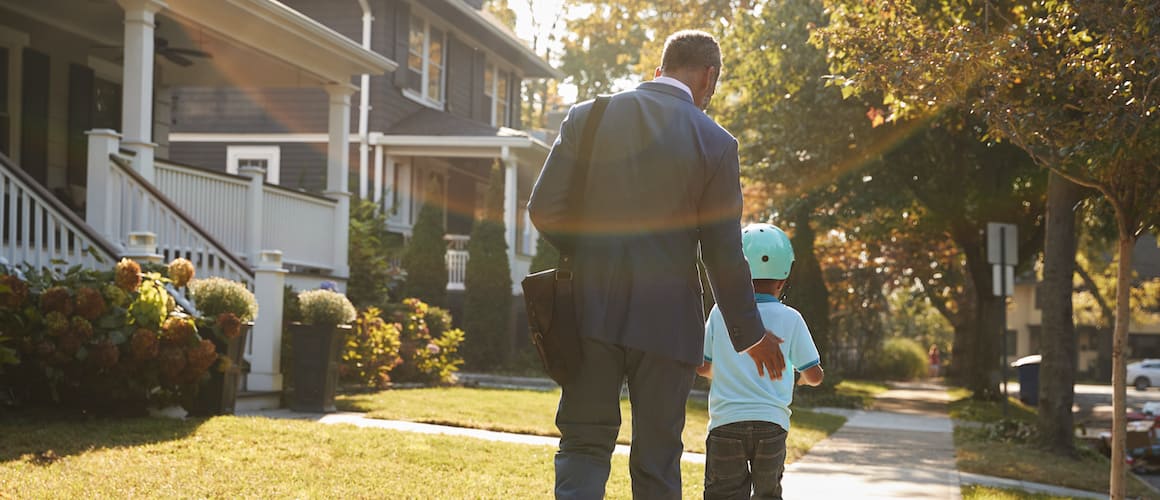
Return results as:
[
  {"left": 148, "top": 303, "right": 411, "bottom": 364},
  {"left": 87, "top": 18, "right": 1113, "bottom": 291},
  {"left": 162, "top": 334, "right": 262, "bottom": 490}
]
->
[{"left": 168, "top": 0, "right": 562, "bottom": 298}]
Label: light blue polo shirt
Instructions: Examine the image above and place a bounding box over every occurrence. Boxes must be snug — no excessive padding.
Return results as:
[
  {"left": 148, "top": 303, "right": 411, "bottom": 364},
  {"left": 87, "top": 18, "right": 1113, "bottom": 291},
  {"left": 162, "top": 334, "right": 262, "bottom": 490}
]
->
[{"left": 703, "top": 293, "right": 820, "bottom": 432}]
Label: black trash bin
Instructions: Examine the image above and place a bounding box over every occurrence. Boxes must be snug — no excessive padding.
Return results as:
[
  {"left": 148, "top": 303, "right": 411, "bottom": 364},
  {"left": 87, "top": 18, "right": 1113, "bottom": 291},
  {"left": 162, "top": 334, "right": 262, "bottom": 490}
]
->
[{"left": 1012, "top": 355, "right": 1041, "bottom": 405}]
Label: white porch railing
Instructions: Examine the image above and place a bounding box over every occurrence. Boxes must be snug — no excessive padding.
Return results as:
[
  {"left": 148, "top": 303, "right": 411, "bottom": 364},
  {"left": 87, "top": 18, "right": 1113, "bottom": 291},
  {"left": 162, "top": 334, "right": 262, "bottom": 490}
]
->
[
  {"left": 0, "top": 153, "right": 118, "bottom": 271},
  {"left": 446, "top": 234, "right": 469, "bottom": 291},
  {"left": 154, "top": 159, "right": 339, "bottom": 272},
  {"left": 107, "top": 155, "right": 252, "bottom": 284},
  {"left": 154, "top": 161, "right": 249, "bottom": 253},
  {"left": 263, "top": 189, "right": 336, "bottom": 270}
]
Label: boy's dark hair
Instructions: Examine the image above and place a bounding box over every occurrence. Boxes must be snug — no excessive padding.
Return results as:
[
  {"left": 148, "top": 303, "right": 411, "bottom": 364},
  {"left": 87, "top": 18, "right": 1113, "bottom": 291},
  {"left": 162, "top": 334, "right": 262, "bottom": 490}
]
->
[
  {"left": 753, "top": 279, "right": 786, "bottom": 288},
  {"left": 660, "top": 30, "right": 722, "bottom": 72}
]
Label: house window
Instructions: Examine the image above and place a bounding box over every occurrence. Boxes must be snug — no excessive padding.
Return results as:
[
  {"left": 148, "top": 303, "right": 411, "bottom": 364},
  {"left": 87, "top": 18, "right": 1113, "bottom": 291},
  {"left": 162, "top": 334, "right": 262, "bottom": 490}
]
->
[
  {"left": 226, "top": 145, "right": 280, "bottom": 184},
  {"left": 0, "top": 26, "right": 30, "bottom": 159},
  {"left": 484, "top": 63, "right": 510, "bottom": 127},
  {"left": 406, "top": 15, "right": 445, "bottom": 107}
]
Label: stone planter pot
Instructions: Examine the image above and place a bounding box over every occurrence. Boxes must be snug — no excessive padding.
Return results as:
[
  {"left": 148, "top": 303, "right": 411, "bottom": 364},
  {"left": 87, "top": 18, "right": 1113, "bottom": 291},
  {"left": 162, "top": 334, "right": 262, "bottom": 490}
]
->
[
  {"left": 185, "top": 323, "right": 251, "bottom": 417},
  {"left": 289, "top": 323, "right": 350, "bottom": 413}
]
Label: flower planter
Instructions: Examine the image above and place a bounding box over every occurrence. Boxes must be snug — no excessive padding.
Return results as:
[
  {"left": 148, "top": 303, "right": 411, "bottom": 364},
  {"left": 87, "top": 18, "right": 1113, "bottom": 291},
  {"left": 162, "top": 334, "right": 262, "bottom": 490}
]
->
[
  {"left": 289, "top": 323, "right": 350, "bottom": 413},
  {"left": 185, "top": 324, "right": 251, "bottom": 417}
]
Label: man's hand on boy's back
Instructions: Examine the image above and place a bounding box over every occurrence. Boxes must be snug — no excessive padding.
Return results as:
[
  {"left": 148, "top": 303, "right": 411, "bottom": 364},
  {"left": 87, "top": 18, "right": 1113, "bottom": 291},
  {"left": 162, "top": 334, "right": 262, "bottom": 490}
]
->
[{"left": 747, "top": 331, "right": 786, "bottom": 380}]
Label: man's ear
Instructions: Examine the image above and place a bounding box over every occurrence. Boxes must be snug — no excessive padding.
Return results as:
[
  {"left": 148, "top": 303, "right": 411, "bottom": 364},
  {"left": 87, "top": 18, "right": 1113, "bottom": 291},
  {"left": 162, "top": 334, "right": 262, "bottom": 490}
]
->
[{"left": 654, "top": 67, "right": 663, "bottom": 79}]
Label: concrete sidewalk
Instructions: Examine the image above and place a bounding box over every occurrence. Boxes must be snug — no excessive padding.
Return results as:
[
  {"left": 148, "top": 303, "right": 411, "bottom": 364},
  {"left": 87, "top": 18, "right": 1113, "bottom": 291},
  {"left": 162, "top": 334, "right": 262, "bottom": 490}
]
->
[
  {"left": 781, "top": 382, "right": 961, "bottom": 499},
  {"left": 242, "top": 378, "right": 1112, "bottom": 499}
]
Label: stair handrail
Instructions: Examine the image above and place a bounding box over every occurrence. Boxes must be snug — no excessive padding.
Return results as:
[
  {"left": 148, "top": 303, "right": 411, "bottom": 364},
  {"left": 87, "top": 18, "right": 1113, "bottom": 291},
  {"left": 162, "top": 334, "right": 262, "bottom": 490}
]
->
[{"left": 0, "top": 151, "right": 119, "bottom": 264}]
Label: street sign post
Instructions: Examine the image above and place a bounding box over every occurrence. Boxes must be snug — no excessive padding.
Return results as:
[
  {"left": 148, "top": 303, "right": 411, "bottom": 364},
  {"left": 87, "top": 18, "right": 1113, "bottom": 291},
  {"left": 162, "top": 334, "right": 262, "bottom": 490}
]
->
[{"left": 987, "top": 222, "right": 1017, "bottom": 416}]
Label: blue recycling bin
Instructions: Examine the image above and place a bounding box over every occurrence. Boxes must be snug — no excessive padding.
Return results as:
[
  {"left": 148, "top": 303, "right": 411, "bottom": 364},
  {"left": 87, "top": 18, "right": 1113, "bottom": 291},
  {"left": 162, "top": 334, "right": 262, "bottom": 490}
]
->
[{"left": 1012, "top": 355, "right": 1041, "bottom": 405}]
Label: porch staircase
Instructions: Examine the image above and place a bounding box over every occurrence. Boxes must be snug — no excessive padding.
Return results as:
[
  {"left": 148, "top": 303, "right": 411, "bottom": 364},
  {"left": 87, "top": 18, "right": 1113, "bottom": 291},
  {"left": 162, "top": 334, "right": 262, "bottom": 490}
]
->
[{"left": 0, "top": 152, "right": 118, "bottom": 271}]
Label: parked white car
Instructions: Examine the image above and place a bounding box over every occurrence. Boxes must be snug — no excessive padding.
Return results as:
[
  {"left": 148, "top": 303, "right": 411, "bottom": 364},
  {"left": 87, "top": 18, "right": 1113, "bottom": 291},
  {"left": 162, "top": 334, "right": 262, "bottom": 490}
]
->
[{"left": 1128, "top": 359, "right": 1160, "bottom": 391}]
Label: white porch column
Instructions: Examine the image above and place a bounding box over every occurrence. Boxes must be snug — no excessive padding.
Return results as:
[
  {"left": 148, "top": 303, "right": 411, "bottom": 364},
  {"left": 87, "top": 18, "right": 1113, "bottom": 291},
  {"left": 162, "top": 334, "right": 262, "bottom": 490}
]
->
[
  {"left": 85, "top": 129, "right": 121, "bottom": 244},
  {"left": 240, "top": 165, "right": 266, "bottom": 264},
  {"left": 249, "top": 250, "right": 287, "bottom": 392},
  {"left": 372, "top": 141, "right": 384, "bottom": 204},
  {"left": 501, "top": 147, "right": 518, "bottom": 265},
  {"left": 324, "top": 83, "right": 356, "bottom": 278},
  {"left": 117, "top": 0, "right": 165, "bottom": 182}
]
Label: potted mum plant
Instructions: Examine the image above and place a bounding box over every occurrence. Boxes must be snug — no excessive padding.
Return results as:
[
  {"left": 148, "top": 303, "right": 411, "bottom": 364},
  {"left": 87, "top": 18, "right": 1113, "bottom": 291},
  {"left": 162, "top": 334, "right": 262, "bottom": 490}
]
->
[
  {"left": 289, "top": 289, "right": 356, "bottom": 412},
  {"left": 184, "top": 273, "right": 258, "bottom": 416}
]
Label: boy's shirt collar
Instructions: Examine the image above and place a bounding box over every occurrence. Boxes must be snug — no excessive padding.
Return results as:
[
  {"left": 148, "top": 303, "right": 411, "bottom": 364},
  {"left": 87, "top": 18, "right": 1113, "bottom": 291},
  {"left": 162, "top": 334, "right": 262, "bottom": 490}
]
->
[{"left": 755, "top": 293, "right": 780, "bottom": 303}]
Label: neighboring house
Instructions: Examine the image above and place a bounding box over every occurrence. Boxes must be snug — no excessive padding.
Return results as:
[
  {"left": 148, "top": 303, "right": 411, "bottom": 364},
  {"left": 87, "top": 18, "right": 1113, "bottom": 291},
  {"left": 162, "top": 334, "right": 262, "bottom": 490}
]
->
[
  {"left": 167, "top": 0, "right": 562, "bottom": 300},
  {"left": 0, "top": 0, "right": 394, "bottom": 395},
  {"left": 1006, "top": 235, "right": 1160, "bottom": 378}
]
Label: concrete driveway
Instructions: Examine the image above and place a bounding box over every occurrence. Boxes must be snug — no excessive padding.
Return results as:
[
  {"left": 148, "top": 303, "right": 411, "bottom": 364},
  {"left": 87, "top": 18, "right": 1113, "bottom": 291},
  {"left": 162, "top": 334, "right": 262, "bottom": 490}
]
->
[{"left": 1004, "top": 382, "right": 1160, "bottom": 427}]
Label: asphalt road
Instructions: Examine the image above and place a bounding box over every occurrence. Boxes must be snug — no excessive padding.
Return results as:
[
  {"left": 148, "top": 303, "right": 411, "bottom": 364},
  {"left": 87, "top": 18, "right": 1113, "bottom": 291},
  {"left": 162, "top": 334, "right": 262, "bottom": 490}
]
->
[{"left": 1004, "top": 382, "right": 1160, "bottom": 426}]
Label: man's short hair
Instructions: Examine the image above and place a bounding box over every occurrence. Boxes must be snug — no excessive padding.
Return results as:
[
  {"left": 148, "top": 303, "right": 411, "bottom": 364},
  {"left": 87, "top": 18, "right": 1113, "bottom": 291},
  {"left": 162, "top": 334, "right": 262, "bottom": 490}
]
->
[{"left": 660, "top": 30, "right": 722, "bottom": 71}]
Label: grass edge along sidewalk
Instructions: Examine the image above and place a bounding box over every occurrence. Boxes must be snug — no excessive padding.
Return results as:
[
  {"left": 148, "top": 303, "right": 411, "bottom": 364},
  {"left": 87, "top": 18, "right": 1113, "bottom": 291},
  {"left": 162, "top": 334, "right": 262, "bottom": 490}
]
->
[
  {"left": 948, "top": 387, "right": 1159, "bottom": 499},
  {"left": 336, "top": 385, "right": 847, "bottom": 458}
]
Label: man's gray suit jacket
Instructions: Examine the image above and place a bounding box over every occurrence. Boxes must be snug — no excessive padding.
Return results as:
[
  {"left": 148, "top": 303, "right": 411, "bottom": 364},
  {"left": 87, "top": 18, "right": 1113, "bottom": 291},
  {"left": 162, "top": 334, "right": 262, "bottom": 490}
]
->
[{"left": 528, "top": 81, "right": 765, "bottom": 366}]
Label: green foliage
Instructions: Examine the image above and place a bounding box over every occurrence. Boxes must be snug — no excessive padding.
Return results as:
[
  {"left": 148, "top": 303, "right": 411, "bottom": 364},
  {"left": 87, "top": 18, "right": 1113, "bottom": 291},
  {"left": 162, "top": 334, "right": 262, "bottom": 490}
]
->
[
  {"left": 127, "top": 274, "right": 170, "bottom": 330},
  {"left": 401, "top": 203, "right": 448, "bottom": 308},
  {"left": 463, "top": 163, "right": 513, "bottom": 370},
  {"left": 870, "top": 337, "right": 928, "bottom": 380},
  {"left": 528, "top": 236, "right": 559, "bottom": 274},
  {"left": 387, "top": 298, "right": 464, "bottom": 384},
  {"left": 188, "top": 277, "right": 258, "bottom": 322},
  {"left": 340, "top": 307, "right": 402, "bottom": 389},
  {"left": 347, "top": 198, "right": 405, "bottom": 309},
  {"left": 297, "top": 290, "right": 356, "bottom": 326}
]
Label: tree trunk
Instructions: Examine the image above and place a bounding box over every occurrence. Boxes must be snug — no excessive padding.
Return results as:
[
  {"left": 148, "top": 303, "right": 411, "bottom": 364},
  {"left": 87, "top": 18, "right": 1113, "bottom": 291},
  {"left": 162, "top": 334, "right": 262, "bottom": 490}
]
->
[
  {"left": 1037, "top": 172, "right": 1081, "bottom": 453},
  {"left": 948, "top": 321, "right": 973, "bottom": 384},
  {"left": 786, "top": 205, "right": 831, "bottom": 361},
  {"left": 963, "top": 240, "right": 1002, "bottom": 399},
  {"left": 1110, "top": 232, "right": 1136, "bottom": 500}
]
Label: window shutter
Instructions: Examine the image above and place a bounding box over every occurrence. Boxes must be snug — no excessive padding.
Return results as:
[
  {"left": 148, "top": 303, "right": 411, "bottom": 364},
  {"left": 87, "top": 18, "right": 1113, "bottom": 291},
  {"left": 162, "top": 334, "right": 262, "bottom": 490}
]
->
[
  {"left": 393, "top": 2, "right": 410, "bottom": 89},
  {"left": 509, "top": 74, "right": 522, "bottom": 130},
  {"left": 473, "top": 51, "right": 487, "bottom": 122}
]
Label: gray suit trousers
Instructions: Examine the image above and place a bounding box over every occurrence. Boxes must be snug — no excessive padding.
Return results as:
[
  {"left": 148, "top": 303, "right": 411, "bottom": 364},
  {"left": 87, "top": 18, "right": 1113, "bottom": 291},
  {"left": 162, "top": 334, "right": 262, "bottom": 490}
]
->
[{"left": 555, "top": 337, "right": 697, "bottom": 499}]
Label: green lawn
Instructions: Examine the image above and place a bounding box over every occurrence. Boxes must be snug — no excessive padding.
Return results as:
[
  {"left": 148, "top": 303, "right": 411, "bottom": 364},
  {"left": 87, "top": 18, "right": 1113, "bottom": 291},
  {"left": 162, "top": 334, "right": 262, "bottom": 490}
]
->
[
  {"left": 337, "top": 386, "right": 846, "bottom": 458},
  {"left": 947, "top": 389, "right": 1038, "bottom": 423},
  {"left": 960, "top": 484, "right": 1080, "bottom": 500},
  {"left": 0, "top": 415, "right": 705, "bottom": 498},
  {"left": 954, "top": 422, "right": 1156, "bottom": 498}
]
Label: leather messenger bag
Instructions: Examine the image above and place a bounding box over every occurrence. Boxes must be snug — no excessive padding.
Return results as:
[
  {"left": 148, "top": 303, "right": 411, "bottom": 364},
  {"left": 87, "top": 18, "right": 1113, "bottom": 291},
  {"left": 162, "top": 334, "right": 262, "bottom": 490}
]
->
[{"left": 521, "top": 95, "right": 610, "bottom": 385}]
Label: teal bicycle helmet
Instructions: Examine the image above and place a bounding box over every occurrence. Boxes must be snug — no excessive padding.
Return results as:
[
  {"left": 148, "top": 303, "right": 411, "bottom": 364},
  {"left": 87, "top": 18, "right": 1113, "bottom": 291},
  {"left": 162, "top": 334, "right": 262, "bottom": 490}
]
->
[{"left": 741, "top": 223, "right": 794, "bottom": 280}]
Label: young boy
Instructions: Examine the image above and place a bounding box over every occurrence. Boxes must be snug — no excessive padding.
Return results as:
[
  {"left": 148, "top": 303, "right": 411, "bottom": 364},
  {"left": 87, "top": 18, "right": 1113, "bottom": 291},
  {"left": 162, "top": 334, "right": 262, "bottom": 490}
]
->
[{"left": 698, "top": 223, "right": 824, "bottom": 500}]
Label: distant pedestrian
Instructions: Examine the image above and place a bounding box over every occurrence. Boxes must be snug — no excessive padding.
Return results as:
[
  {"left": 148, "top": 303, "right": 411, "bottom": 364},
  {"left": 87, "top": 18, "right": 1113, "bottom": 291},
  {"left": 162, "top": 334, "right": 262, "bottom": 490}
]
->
[
  {"left": 697, "top": 223, "right": 824, "bottom": 500},
  {"left": 928, "top": 345, "right": 941, "bottom": 378}
]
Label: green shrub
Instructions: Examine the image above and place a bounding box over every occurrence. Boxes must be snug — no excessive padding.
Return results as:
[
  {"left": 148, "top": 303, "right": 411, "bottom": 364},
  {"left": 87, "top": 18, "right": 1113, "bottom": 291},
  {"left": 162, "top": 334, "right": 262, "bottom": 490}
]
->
[
  {"left": 0, "top": 262, "right": 225, "bottom": 413},
  {"left": 340, "top": 307, "right": 402, "bottom": 388},
  {"left": 462, "top": 162, "right": 513, "bottom": 370},
  {"left": 297, "top": 290, "right": 356, "bottom": 326},
  {"left": 347, "top": 198, "right": 405, "bottom": 309},
  {"left": 188, "top": 277, "right": 258, "bottom": 322},
  {"left": 388, "top": 298, "right": 464, "bottom": 384},
  {"left": 401, "top": 203, "right": 448, "bottom": 307},
  {"left": 529, "top": 236, "right": 559, "bottom": 273},
  {"left": 871, "top": 337, "right": 928, "bottom": 380}
]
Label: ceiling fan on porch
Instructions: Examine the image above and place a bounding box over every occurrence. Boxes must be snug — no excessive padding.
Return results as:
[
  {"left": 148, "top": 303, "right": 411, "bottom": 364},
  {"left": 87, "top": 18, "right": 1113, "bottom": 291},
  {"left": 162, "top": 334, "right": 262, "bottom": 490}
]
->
[{"left": 92, "top": 22, "right": 211, "bottom": 67}]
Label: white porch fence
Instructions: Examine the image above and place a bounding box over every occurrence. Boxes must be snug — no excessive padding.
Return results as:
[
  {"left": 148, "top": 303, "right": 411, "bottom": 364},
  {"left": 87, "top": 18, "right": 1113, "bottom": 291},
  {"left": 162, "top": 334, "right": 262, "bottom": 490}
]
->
[
  {"left": 153, "top": 159, "right": 339, "bottom": 273},
  {"left": 446, "top": 234, "right": 470, "bottom": 291},
  {"left": 0, "top": 153, "right": 118, "bottom": 271},
  {"left": 106, "top": 154, "right": 252, "bottom": 284}
]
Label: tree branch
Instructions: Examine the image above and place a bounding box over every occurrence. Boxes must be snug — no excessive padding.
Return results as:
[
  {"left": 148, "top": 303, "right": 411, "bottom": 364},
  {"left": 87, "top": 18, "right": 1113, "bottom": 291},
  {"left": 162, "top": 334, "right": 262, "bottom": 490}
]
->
[{"left": 1075, "top": 260, "right": 1113, "bottom": 328}]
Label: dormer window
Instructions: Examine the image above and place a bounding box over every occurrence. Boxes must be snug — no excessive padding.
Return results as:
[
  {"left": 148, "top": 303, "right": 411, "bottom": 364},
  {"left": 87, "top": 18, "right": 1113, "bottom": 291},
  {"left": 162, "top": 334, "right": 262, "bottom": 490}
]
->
[
  {"left": 484, "top": 63, "right": 509, "bottom": 127},
  {"left": 406, "top": 15, "right": 445, "bottom": 107}
]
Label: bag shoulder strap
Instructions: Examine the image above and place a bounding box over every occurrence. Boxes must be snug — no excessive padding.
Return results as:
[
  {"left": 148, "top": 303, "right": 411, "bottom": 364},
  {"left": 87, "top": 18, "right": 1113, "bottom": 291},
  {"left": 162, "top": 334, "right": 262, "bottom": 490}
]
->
[{"left": 559, "top": 95, "right": 610, "bottom": 274}]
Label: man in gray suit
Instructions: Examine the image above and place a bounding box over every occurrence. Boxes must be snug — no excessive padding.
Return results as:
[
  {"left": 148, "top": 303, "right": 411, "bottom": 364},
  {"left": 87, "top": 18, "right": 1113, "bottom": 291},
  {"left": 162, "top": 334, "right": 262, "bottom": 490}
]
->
[{"left": 529, "top": 30, "right": 785, "bottom": 499}]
